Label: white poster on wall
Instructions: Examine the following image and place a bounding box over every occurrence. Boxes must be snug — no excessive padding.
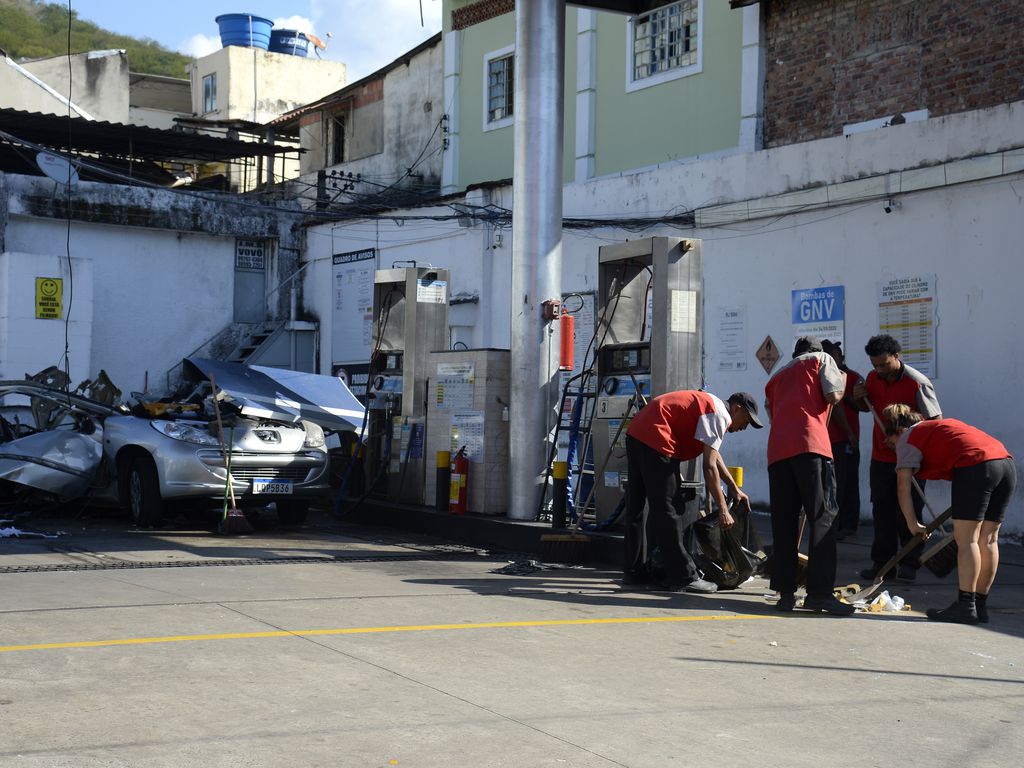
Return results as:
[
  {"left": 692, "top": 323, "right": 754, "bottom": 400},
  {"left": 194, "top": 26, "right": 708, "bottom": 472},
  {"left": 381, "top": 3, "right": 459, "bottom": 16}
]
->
[
  {"left": 450, "top": 411, "right": 485, "bottom": 461},
  {"left": 331, "top": 248, "right": 376, "bottom": 365},
  {"left": 878, "top": 274, "right": 937, "bottom": 377},
  {"left": 436, "top": 362, "right": 475, "bottom": 410},
  {"left": 717, "top": 305, "right": 747, "bottom": 372}
]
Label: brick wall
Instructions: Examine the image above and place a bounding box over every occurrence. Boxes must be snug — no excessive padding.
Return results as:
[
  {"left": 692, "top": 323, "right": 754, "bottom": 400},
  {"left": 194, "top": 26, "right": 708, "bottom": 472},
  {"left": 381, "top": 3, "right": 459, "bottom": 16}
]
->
[
  {"left": 763, "top": 0, "right": 1024, "bottom": 147},
  {"left": 452, "top": 0, "right": 515, "bottom": 30}
]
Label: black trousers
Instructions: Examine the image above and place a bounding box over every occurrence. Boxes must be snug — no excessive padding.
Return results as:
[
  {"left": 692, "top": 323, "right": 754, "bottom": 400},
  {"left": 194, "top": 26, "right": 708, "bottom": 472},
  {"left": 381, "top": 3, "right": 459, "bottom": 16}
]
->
[
  {"left": 831, "top": 441, "right": 861, "bottom": 531},
  {"left": 623, "top": 436, "right": 700, "bottom": 586},
  {"left": 869, "top": 460, "right": 926, "bottom": 569},
  {"left": 768, "top": 453, "right": 839, "bottom": 597}
]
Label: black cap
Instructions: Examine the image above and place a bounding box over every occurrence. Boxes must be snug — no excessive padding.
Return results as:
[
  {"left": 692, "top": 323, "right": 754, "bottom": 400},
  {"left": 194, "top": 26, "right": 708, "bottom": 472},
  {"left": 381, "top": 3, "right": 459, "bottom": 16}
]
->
[
  {"left": 793, "top": 336, "right": 823, "bottom": 358},
  {"left": 728, "top": 392, "right": 764, "bottom": 429}
]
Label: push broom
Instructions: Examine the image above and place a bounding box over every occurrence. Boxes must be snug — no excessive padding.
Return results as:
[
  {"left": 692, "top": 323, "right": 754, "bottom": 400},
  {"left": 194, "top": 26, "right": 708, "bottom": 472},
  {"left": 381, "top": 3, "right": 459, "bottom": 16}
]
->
[{"left": 210, "top": 374, "right": 252, "bottom": 534}]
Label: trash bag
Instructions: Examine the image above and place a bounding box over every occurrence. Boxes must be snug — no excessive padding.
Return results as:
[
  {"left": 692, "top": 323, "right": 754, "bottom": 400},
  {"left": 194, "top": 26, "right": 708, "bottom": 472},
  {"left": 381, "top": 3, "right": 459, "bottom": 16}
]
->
[{"left": 692, "top": 503, "right": 757, "bottom": 589}]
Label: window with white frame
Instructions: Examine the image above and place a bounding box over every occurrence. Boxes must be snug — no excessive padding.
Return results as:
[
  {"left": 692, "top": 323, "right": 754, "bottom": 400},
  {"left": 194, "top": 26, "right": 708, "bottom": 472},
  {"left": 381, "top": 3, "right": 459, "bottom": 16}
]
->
[
  {"left": 483, "top": 46, "right": 514, "bottom": 130},
  {"left": 628, "top": 0, "right": 701, "bottom": 91},
  {"left": 202, "top": 73, "right": 217, "bottom": 113}
]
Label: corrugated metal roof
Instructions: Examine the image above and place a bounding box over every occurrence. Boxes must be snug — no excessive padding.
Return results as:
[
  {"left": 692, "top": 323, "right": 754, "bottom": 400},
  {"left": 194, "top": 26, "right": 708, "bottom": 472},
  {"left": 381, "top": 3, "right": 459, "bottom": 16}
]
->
[{"left": 0, "top": 108, "right": 295, "bottom": 162}]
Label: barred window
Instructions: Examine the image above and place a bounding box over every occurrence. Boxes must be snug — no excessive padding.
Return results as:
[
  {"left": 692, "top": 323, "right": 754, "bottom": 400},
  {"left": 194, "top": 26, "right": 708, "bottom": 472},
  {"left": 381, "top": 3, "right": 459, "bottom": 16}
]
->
[
  {"left": 632, "top": 1, "right": 699, "bottom": 82},
  {"left": 486, "top": 53, "right": 514, "bottom": 124}
]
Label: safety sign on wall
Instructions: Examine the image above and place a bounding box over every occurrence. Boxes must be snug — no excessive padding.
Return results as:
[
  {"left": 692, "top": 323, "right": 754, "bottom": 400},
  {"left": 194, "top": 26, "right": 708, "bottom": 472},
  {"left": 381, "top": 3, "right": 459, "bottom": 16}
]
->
[
  {"left": 792, "top": 285, "right": 845, "bottom": 348},
  {"left": 35, "top": 277, "right": 63, "bottom": 319},
  {"left": 878, "top": 274, "right": 936, "bottom": 378}
]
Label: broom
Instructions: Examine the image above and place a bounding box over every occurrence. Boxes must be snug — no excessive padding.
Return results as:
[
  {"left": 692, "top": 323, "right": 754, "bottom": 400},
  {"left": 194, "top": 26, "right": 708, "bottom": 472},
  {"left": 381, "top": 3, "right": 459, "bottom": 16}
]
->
[
  {"left": 863, "top": 396, "right": 956, "bottom": 575},
  {"left": 210, "top": 374, "right": 253, "bottom": 535}
]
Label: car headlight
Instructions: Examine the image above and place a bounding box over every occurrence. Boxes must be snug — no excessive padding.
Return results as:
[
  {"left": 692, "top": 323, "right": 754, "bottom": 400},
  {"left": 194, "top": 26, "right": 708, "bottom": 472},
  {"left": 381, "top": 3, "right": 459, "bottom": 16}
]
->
[
  {"left": 150, "top": 420, "right": 222, "bottom": 446},
  {"left": 302, "top": 420, "right": 326, "bottom": 449}
]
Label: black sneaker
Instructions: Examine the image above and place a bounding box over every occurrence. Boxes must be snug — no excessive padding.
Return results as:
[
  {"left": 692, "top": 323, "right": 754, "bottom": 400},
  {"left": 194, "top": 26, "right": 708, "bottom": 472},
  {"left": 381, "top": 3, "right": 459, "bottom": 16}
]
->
[
  {"left": 895, "top": 566, "right": 917, "bottom": 584},
  {"left": 976, "top": 595, "right": 990, "bottom": 624},
  {"left": 926, "top": 600, "right": 978, "bottom": 625},
  {"left": 803, "top": 594, "right": 856, "bottom": 616},
  {"left": 775, "top": 593, "right": 796, "bottom": 612},
  {"left": 859, "top": 565, "right": 885, "bottom": 581}
]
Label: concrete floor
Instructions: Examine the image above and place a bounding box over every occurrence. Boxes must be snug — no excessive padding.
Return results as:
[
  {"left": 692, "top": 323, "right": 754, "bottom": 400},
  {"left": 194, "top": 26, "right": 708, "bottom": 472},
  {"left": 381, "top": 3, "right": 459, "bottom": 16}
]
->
[{"left": 1, "top": 510, "right": 1023, "bottom": 767}]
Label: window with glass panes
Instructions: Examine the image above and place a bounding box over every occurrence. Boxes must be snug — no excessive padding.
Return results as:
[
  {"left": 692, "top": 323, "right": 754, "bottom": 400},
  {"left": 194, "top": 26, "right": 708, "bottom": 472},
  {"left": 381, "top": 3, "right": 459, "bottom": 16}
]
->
[
  {"left": 487, "top": 53, "right": 514, "bottom": 123},
  {"left": 202, "top": 73, "right": 217, "bottom": 113},
  {"left": 632, "top": 1, "right": 698, "bottom": 81}
]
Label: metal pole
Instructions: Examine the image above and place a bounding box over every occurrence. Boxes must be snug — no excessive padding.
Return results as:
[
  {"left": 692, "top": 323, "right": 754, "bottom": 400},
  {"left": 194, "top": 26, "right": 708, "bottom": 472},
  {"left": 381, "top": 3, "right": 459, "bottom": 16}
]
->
[{"left": 509, "top": 0, "right": 565, "bottom": 520}]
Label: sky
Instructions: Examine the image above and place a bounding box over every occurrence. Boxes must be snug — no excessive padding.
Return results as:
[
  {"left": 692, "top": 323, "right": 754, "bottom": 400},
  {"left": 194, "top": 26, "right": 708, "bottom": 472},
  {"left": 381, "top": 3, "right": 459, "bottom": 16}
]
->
[{"left": 67, "top": 0, "right": 443, "bottom": 82}]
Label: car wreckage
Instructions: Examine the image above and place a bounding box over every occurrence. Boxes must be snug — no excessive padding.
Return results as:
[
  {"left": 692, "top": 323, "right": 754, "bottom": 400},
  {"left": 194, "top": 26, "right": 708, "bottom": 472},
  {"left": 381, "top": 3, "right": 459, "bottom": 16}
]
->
[{"left": 0, "top": 359, "right": 365, "bottom": 526}]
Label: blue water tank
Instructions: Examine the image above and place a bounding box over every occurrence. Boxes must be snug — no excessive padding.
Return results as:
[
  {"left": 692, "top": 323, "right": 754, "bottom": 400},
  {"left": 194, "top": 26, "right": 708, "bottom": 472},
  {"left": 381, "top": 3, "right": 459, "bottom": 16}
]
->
[
  {"left": 269, "top": 29, "right": 309, "bottom": 57},
  {"left": 215, "top": 14, "right": 273, "bottom": 50}
]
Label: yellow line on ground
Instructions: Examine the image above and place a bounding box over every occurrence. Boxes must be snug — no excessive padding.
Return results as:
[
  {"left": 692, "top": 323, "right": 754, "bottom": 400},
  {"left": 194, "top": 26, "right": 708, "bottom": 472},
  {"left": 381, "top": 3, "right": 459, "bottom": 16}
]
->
[{"left": 0, "top": 614, "right": 778, "bottom": 654}]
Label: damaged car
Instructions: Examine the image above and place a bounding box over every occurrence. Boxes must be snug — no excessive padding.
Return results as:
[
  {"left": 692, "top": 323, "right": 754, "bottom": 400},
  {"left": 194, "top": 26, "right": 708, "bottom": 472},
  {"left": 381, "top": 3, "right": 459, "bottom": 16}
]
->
[{"left": 0, "top": 359, "right": 365, "bottom": 527}]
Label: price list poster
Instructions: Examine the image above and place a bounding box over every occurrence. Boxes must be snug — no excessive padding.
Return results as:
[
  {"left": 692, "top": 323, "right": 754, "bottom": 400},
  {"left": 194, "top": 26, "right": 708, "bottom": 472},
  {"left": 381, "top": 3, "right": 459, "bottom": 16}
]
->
[{"left": 878, "top": 274, "right": 937, "bottom": 377}]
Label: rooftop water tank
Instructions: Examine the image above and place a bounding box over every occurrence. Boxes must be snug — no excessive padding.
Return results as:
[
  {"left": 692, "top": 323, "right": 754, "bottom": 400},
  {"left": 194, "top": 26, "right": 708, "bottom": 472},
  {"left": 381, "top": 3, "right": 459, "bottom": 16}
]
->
[
  {"left": 215, "top": 14, "right": 273, "bottom": 50},
  {"left": 269, "top": 29, "right": 309, "bottom": 57}
]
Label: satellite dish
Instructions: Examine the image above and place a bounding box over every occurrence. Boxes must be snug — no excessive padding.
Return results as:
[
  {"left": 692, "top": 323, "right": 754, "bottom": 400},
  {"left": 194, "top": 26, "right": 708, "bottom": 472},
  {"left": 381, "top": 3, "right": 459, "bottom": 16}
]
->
[{"left": 36, "top": 152, "right": 80, "bottom": 186}]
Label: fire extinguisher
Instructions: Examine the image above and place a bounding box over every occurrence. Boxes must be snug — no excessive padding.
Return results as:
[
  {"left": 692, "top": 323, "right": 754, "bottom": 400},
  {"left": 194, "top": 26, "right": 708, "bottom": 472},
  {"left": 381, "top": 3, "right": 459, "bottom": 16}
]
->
[
  {"left": 559, "top": 311, "right": 574, "bottom": 372},
  {"left": 449, "top": 446, "right": 469, "bottom": 515}
]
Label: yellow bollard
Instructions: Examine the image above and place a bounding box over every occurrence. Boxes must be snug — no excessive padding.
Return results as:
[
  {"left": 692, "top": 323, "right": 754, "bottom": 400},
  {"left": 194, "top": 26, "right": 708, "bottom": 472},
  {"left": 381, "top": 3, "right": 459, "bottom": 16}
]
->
[{"left": 727, "top": 466, "right": 743, "bottom": 487}]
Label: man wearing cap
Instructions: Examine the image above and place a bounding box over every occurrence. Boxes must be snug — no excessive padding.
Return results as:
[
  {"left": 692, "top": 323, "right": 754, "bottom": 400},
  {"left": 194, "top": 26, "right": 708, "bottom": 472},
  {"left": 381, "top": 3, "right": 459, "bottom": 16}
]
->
[
  {"left": 765, "top": 336, "right": 852, "bottom": 614},
  {"left": 851, "top": 333, "right": 941, "bottom": 583},
  {"left": 821, "top": 340, "right": 863, "bottom": 540},
  {"left": 624, "top": 390, "right": 763, "bottom": 594}
]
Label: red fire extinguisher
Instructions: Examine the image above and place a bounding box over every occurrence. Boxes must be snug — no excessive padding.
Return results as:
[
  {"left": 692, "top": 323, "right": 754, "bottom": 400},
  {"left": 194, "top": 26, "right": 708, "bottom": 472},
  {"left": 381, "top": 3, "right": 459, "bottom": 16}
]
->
[
  {"left": 449, "top": 446, "right": 469, "bottom": 515},
  {"left": 559, "top": 311, "right": 574, "bottom": 372}
]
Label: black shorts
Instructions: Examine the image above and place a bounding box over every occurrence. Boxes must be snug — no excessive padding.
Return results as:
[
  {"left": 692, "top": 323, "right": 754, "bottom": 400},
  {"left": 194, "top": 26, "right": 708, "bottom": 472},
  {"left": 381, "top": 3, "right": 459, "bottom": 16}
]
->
[{"left": 951, "top": 458, "right": 1017, "bottom": 523}]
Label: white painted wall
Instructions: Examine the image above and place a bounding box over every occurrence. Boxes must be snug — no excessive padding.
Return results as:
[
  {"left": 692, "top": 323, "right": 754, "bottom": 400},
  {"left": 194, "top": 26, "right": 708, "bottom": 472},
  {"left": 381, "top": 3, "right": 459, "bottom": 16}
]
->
[
  {"left": 3, "top": 217, "right": 236, "bottom": 395},
  {"left": 0, "top": 251, "right": 93, "bottom": 385},
  {"left": 306, "top": 100, "right": 1024, "bottom": 533}
]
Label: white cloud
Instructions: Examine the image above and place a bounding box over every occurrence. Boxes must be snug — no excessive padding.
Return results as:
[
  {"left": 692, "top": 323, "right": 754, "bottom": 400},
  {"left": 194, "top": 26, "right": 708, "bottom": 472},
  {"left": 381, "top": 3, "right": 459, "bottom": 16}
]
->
[
  {"left": 272, "top": 15, "right": 317, "bottom": 36},
  {"left": 181, "top": 33, "right": 221, "bottom": 58},
  {"left": 309, "top": 0, "right": 443, "bottom": 81}
]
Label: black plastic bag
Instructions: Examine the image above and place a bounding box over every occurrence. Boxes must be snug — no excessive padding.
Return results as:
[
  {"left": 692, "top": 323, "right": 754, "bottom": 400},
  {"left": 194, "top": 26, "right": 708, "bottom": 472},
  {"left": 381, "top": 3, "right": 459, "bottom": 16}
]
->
[{"left": 692, "top": 504, "right": 757, "bottom": 589}]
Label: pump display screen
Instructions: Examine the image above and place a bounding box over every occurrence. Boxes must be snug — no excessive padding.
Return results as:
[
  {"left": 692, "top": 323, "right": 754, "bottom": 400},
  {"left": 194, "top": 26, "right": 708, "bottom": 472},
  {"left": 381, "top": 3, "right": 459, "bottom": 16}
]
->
[{"left": 603, "top": 345, "right": 650, "bottom": 374}]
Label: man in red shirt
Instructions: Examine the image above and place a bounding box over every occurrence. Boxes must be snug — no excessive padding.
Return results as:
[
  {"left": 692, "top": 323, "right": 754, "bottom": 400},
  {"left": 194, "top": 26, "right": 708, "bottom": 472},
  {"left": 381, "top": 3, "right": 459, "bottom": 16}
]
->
[
  {"left": 851, "top": 334, "right": 941, "bottom": 582},
  {"left": 765, "top": 336, "right": 852, "bottom": 615},
  {"left": 822, "top": 340, "right": 862, "bottom": 540},
  {"left": 624, "top": 390, "right": 762, "bottom": 593}
]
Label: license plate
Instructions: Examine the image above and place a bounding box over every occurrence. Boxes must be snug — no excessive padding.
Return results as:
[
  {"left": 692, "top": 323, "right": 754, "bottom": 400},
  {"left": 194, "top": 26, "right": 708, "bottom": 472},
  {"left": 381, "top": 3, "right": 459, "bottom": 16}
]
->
[{"left": 252, "top": 479, "right": 293, "bottom": 494}]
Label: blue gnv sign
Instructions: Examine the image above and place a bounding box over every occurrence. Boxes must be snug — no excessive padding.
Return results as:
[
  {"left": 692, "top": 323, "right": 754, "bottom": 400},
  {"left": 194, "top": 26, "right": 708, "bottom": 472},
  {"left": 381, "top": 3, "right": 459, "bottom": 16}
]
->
[{"left": 792, "top": 285, "right": 845, "bottom": 348}]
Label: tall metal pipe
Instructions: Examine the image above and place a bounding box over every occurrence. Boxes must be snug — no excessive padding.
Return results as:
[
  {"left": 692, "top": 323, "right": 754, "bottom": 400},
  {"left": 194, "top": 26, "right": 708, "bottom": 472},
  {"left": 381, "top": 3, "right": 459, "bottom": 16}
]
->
[{"left": 509, "top": 0, "right": 565, "bottom": 520}]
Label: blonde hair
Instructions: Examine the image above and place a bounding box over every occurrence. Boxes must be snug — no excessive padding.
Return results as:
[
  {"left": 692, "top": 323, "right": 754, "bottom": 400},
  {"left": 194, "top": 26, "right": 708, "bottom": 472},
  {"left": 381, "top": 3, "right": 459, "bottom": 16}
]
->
[{"left": 883, "top": 403, "right": 923, "bottom": 435}]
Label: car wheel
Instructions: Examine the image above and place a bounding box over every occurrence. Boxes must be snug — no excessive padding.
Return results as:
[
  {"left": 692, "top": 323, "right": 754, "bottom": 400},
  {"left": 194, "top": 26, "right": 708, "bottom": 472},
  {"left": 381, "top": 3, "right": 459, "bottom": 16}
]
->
[
  {"left": 127, "top": 455, "right": 163, "bottom": 527},
  {"left": 275, "top": 500, "right": 309, "bottom": 526}
]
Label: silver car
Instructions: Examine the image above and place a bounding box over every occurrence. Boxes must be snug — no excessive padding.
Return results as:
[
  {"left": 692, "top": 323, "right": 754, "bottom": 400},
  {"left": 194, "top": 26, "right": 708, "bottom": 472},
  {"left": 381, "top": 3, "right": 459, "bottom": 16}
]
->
[{"left": 0, "top": 360, "right": 365, "bottom": 526}]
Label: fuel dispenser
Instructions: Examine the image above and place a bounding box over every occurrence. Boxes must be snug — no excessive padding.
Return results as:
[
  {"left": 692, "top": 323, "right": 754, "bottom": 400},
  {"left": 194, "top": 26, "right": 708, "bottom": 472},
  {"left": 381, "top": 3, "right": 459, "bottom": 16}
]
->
[
  {"left": 365, "top": 266, "right": 449, "bottom": 504},
  {"left": 591, "top": 237, "right": 704, "bottom": 522}
]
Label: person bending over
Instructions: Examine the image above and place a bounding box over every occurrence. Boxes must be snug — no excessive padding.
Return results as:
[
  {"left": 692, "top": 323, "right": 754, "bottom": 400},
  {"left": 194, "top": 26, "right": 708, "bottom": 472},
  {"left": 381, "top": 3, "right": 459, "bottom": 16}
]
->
[
  {"left": 884, "top": 405, "right": 1016, "bottom": 624},
  {"left": 624, "top": 390, "right": 762, "bottom": 594}
]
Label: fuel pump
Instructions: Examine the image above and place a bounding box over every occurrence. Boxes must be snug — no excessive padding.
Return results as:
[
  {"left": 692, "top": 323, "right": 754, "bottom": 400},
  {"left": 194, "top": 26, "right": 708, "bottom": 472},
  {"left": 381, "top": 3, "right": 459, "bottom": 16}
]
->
[
  {"left": 591, "top": 237, "right": 704, "bottom": 522},
  {"left": 365, "top": 265, "right": 450, "bottom": 504}
]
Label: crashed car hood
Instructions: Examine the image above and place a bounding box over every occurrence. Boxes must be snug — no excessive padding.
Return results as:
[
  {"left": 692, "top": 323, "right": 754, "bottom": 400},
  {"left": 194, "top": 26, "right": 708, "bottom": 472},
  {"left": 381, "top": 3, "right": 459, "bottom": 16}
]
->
[{"left": 184, "top": 358, "right": 365, "bottom": 434}]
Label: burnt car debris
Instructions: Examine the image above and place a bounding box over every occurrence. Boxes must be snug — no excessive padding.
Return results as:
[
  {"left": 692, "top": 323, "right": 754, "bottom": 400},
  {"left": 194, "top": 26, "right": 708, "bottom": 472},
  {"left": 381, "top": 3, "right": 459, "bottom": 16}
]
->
[{"left": 0, "top": 359, "right": 365, "bottom": 527}]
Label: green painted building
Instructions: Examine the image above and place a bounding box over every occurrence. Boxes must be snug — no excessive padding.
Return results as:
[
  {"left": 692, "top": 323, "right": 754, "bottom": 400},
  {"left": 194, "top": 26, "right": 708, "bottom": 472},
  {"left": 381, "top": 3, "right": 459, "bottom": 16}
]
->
[{"left": 441, "top": 1, "right": 754, "bottom": 193}]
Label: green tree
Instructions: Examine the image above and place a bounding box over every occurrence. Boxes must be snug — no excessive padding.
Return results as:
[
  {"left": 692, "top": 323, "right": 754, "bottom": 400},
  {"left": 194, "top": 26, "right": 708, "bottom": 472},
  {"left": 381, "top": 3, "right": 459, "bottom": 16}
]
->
[{"left": 0, "top": 0, "right": 190, "bottom": 78}]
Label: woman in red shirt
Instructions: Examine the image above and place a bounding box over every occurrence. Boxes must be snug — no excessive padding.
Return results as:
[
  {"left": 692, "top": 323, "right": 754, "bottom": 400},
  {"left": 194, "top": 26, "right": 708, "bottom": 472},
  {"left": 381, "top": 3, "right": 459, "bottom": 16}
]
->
[{"left": 884, "top": 404, "right": 1016, "bottom": 624}]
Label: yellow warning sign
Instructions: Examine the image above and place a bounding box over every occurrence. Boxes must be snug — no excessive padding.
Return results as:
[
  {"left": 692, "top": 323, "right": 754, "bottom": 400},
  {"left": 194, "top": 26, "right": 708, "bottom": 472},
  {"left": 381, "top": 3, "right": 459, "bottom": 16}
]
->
[{"left": 36, "top": 277, "right": 63, "bottom": 319}]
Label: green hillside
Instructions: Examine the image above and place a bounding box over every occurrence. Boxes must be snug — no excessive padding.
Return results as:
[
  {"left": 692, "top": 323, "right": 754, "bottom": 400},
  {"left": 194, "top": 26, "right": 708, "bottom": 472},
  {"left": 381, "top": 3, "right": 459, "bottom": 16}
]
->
[{"left": 0, "top": 0, "right": 190, "bottom": 78}]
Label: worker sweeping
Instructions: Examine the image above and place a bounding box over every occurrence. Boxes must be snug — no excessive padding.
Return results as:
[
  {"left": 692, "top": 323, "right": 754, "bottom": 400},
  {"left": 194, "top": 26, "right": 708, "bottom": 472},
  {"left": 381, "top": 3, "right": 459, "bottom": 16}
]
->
[
  {"left": 764, "top": 336, "right": 852, "bottom": 615},
  {"left": 884, "top": 404, "right": 1016, "bottom": 624},
  {"left": 623, "top": 390, "right": 762, "bottom": 594},
  {"left": 851, "top": 334, "right": 941, "bottom": 583}
]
